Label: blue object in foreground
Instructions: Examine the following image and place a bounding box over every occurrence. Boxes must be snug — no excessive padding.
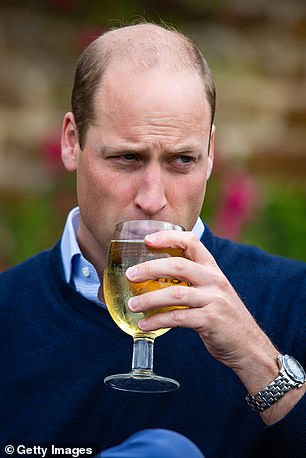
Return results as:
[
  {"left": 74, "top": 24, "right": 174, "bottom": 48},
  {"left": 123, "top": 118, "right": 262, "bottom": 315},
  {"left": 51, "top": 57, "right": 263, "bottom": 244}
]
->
[{"left": 98, "top": 429, "right": 205, "bottom": 458}]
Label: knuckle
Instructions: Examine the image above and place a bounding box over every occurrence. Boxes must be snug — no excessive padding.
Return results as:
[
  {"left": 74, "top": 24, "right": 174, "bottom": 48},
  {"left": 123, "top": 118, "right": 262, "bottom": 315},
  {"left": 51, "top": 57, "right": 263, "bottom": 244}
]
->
[
  {"left": 143, "top": 260, "right": 153, "bottom": 276},
  {"left": 169, "top": 285, "right": 185, "bottom": 301},
  {"left": 189, "top": 232, "right": 199, "bottom": 244},
  {"left": 142, "top": 291, "right": 152, "bottom": 309},
  {"left": 207, "top": 293, "right": 227, "bottom": 312},
  {"left": 171, "top": 256, "right": 187, "bottom": 274},
  {"left": 208, "top": 269, "right": 228, "bottom": 290},
  {"left": 217, "top": 275, "right": 229, "bottom": 290},
  {"left": 201, "top": 305, "right": 216, "bottom": 326},
  {"left": 170, "top": 308, "right": 184, "bottom": 326},
  {"left": 218, "top": 294, "right": 229, "bottom": 308},
  {"left": 184, "top": 231, "right": 198, "bottom": 245}
]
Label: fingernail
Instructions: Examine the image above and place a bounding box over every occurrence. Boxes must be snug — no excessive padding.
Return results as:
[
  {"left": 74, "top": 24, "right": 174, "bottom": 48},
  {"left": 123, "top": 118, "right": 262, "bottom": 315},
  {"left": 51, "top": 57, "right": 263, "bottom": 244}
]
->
[
  {"left": 145, "top": 233, "right": 158, "bottom": 244},
  {"left": 128, "top": 297, "right": 139, "bottom": 311},
  {"left": 126, "top": 266, "right": 138, "bottom": 280},
  {"left": 138, "top": 319, "right": 148, "bottom": 330}
]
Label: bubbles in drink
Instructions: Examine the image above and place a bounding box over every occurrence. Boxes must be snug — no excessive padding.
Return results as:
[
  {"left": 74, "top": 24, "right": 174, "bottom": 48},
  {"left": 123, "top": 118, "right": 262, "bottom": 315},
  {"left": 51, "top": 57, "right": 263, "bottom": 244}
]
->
[{"left": 104, "top": 240, "right": 188, "bottom": 339}]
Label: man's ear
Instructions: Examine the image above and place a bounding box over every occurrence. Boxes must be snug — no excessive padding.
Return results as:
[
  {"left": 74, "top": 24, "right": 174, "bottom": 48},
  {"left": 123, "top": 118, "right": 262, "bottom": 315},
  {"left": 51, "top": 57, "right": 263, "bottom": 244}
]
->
[
  {"left": 61, "top": 112, "right": 80, "bottom": 172},
  {"left": 206, "top": 124, "right": 215, "bottom": 180}
]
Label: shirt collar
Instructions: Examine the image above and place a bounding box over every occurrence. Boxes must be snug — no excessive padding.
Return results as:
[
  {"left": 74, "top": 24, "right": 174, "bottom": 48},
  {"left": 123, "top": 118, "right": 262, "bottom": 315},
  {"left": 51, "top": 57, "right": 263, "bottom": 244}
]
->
[
  {"left": 60, "top": 207, "right": 82, "bottom": 283},
  {"left": 192, "top": 216, "right": 205, "bottom": 240}
]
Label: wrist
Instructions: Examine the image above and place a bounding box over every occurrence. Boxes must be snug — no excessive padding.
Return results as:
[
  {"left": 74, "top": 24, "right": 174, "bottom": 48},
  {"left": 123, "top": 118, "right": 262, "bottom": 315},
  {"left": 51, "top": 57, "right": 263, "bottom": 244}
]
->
[
  {"left": 233, "top": 344, "right": 280, "bottom": 395},
  {"left": 245, "top": 354, "right": 306, "bottom": 425},
  {"left": 259, "top": 383, "right": 305, "bottom": 425}
]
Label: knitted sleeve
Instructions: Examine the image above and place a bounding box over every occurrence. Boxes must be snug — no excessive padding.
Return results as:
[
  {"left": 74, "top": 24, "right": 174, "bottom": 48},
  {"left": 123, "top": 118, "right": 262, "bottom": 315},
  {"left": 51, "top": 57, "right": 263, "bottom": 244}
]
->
[{"left": 263, "top": 395, "right": 306, "bottom": 457}]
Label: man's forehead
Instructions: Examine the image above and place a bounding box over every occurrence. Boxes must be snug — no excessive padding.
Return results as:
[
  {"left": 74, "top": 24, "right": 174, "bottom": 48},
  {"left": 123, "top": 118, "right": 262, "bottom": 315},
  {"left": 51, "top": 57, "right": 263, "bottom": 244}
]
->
[
  {"left": 92, "top": 67, "right": 210, "bottom": 136},
  {"left": 99, "top": 64, "right": 205, "bottom": 101}
]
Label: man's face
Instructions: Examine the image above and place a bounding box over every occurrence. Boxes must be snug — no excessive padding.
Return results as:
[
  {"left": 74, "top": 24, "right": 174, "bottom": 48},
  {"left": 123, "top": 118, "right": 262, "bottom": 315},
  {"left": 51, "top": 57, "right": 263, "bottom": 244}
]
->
[{"left": 62, "top": 66, "right": 214, "bottom": 269}]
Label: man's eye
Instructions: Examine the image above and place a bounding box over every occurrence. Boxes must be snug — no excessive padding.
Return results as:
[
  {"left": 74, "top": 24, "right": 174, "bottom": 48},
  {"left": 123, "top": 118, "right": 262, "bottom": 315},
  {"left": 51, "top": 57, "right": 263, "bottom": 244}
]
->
[
  {"left": 178, "top": 156, "right": 193, "bottom": 163},
  {"left": 119, "top": 154, "right": 139, "bottom": 161},
  {"left": 172, "top": 155, "right": 196, "bottom": 166},
  {"left": 168, "top": 155, "right": 198, "bottom": 172}
]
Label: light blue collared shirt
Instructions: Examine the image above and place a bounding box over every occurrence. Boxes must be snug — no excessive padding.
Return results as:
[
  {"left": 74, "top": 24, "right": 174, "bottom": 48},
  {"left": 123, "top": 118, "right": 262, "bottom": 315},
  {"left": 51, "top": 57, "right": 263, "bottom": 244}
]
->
[{"left": 60, "top": 207, "right": 204, "bottom": 307}]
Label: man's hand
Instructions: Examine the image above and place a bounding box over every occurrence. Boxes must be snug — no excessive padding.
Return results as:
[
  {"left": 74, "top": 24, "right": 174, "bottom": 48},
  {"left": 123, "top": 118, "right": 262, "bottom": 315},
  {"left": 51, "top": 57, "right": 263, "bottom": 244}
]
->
[{"left": 126, "top": 230, "right": 305, "bottom": 424}]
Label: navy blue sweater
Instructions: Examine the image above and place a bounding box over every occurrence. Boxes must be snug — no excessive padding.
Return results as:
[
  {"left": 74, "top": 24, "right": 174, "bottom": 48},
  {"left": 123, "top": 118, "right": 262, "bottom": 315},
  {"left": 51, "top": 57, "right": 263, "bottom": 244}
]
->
[{"left": 0, "top": 226, "right": 305, "bottom": 457}]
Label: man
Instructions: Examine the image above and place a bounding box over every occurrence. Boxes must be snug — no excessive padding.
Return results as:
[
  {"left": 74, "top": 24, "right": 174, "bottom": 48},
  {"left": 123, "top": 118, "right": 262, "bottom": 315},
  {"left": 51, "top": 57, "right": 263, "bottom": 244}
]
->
[{"left": 0, "top": 22, "right": 305, "bottom": 458}]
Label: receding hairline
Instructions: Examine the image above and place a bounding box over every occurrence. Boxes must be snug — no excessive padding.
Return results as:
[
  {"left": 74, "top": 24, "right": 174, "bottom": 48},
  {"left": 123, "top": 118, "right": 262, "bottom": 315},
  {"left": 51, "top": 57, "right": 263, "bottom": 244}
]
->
[
  {"left": 92, "top": 22, "right": 207, "bottom": 72},
  {"left": 71, "top": 22, "right": 216, "bottom": 148}
]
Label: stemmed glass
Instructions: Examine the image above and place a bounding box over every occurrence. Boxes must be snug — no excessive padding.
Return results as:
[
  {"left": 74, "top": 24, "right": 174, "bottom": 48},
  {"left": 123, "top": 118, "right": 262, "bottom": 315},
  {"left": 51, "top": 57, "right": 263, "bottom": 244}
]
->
[{"left": 103, "top": 219, "right": 187, "bottom": 393}]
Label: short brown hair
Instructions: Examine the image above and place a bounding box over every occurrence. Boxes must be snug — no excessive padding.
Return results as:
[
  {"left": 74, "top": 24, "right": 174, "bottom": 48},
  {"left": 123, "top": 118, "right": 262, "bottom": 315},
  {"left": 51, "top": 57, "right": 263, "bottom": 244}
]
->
[{"left": 71, "top": 22, "right": 216, "bottom": 149}]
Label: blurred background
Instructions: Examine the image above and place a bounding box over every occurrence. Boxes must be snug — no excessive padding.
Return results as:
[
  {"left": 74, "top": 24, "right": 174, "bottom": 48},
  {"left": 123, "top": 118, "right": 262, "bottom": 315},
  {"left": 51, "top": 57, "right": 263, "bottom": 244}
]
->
[{"left": 0, "top": 0, "right": 305, "bottom": 271}]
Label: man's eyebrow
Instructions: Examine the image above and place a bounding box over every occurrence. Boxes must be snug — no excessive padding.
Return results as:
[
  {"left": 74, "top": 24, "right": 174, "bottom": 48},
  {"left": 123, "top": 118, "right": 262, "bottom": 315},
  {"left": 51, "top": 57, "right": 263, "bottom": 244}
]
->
[
  {"left": 99, "top": 144, "right": 145, "bottom": 155},
  {"left": 171, "top": 145, "right": 200, "bottom": 153},
  {"left": 99, "top": 143, "right": 201, "bottom": 156}
]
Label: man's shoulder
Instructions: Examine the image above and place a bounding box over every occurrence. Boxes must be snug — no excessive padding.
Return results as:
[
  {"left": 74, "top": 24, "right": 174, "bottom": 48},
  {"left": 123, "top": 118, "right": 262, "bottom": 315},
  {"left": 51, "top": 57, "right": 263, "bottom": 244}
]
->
[
  {"left": 0, "top": 243, "right": 61, "bottom": 289},
  {"left": 202, "top": 226, "right": 306, "bottom": 279},
  {"left": 1, "top": 250, "right": 49, "bottom": 278},
  {"left": 0, "top": 244, "right": 63, "bottom": 319}
]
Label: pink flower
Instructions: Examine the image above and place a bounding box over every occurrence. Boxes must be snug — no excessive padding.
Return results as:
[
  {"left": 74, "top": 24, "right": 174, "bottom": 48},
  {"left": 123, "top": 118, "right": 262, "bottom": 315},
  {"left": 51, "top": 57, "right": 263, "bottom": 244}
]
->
[
  {"left": 41, "top": 131, "right": 63, "bottom": 175},
  {"left": 212, "top": 168, "right": 261, "bottom": 240}
]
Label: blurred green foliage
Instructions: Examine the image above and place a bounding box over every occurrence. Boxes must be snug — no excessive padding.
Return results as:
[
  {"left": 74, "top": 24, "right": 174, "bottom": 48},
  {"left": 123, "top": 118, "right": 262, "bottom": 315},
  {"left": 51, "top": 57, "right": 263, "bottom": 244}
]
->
[
  {"left": 242, "top": 182, "right": 306, "bottom": 262},
  {"left": 0, "top": 175, "right": 77, "bottom": 270}
]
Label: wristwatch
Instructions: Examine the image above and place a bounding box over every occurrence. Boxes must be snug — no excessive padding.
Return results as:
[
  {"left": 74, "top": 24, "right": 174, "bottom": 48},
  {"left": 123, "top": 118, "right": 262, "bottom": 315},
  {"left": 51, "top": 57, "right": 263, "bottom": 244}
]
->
[{"left": 246, "top": 354, "right": 306, "bottom": 412}]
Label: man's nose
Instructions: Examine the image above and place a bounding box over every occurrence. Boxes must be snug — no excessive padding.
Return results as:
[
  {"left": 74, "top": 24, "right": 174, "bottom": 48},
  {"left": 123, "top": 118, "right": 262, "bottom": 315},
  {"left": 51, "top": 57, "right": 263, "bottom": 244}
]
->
[{"left": 134, "top": 165, "right": 167, "bottom": 216}]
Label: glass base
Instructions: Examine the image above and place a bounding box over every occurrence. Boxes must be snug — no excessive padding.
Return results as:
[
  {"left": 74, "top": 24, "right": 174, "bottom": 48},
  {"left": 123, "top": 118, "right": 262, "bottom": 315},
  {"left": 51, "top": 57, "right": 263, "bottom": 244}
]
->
[{"left": 104, "top": 371, "right": 180, "bottom": 393}]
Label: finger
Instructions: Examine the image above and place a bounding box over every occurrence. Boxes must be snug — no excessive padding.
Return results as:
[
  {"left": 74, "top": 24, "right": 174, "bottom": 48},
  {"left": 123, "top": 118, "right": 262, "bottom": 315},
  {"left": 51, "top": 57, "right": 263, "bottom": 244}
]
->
[
  {"left": 137, "top": 305, "right": 210, "bottom": 333},
  {"left": 144, "top": 230, "right": 217, "bottom": 266},
  {"left": 126, "top": 256, "right": 219, "bottom": 287},
  {"left": 128, "top": 284, "right": 215, "bottom": 312}
]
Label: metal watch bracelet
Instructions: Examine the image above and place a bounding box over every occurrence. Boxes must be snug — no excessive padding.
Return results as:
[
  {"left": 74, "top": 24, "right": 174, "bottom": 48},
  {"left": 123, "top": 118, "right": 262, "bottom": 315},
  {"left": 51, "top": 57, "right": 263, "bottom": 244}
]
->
[
  {"left": 246, "top": 373, "right": 293, "bottom": 412},
  {"left": 245, "top": 354, "right": 305, "bottom": 412}
]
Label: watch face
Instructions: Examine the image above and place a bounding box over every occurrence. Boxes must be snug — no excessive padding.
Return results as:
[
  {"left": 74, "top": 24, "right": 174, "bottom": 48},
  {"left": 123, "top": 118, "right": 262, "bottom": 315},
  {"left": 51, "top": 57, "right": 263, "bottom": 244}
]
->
[{"left": 284, "top": 355, "right": 306, "bottom": 383}]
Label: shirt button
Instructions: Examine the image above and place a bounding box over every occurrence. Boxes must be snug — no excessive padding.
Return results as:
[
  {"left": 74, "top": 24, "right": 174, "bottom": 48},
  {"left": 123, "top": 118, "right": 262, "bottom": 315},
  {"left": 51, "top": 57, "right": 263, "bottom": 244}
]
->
[{"left": 82, "top": 266, "right": 90, "bottom": 278}]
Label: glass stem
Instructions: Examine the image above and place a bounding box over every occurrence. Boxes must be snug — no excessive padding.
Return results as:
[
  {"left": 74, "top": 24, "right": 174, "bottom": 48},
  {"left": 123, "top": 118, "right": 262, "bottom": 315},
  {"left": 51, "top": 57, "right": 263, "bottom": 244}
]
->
[{"left": 132, "top": 338, "right": 154, "bottom": 374}]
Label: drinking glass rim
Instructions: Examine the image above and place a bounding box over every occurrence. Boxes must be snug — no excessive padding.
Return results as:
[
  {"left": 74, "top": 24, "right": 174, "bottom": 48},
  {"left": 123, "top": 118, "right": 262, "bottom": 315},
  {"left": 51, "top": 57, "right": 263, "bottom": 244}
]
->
[{"left": 115, "top": 219, "right": 185, "bottom": 232}]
